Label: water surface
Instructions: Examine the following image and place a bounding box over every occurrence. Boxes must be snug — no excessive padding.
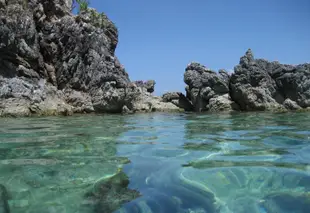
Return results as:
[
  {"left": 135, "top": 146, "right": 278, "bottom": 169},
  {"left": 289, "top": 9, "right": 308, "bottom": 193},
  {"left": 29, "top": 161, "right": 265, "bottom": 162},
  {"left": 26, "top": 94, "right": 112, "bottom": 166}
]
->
[{"left": 0, "top": 112, "right": 310, "bottom": 213}]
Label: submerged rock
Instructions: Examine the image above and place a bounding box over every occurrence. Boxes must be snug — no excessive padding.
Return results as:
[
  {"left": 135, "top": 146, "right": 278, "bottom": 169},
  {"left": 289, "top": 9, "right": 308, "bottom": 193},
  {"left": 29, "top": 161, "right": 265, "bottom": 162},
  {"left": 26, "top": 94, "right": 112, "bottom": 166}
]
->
[
  {"left": 261, "top": 192, "right": 310, "bottom": 213},
  {"left": 84, "top": 170, "right": 140, "bottom": 213},
  {"left": 0, "top": 184, "right": 10, "bottom": 213}
]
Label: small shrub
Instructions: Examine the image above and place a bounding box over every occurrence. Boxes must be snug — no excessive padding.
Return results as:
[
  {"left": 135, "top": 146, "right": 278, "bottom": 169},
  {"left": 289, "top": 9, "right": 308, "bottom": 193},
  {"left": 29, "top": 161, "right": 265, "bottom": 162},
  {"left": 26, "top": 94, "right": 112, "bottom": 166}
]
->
[{"left": 72, "top": 0, "right": 90, "bottom": 13}]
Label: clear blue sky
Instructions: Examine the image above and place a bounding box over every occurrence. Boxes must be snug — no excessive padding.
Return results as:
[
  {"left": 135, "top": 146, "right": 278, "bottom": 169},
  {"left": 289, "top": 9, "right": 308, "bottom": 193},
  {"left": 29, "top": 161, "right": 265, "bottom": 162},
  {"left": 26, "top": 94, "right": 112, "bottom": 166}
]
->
[{"left": 89, "top": 0, "right": 310, "bottom": 95}]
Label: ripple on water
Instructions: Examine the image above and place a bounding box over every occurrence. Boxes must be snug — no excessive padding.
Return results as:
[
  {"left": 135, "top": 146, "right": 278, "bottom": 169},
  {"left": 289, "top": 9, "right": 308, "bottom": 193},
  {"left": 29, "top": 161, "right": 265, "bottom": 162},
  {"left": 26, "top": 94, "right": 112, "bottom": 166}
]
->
[{"left": 0, "top": 112, "right": 310, "bottom": 213}]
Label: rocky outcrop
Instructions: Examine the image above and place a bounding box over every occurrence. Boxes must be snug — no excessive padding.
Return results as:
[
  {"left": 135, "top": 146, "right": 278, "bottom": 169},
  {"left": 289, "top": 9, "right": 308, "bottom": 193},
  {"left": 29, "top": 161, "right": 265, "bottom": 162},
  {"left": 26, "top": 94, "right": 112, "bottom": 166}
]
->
[
  {"left": 0, "top": 0, "right": 176, "bottom": 116},
  {"left": 183, "top": 49, "right": 310, "bottom": 112},
  {"left": 184, "top": 62, "right": 239, "bottom": 112},
  {"left": 230, "top": 49, "right": 310, "bottom": 111}
]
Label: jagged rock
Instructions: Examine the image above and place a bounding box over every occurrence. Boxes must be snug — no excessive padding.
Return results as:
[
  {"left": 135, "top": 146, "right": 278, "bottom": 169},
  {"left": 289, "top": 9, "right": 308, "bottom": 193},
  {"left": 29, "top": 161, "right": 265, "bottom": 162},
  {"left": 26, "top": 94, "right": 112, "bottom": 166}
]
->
[
  {"left": 184, "top": 62, "right": 235, "bottom": 112},
  {"left": 0, "top": 0, "right": 143, "bottom": 116},
  {"left": 230, "top": 49, "right": 310, "bottom": 111},
  {"left": 162, "top": 92, "right": 194, "bottom": 111}
]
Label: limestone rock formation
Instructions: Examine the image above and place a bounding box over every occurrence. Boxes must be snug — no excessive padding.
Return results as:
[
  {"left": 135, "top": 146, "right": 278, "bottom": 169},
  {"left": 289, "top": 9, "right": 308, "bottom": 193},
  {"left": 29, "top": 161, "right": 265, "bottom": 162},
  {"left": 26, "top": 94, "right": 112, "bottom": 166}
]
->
[
  {"left": 0, "top": 0, "right": 152, "bottom": 116},
  {"left": 183, "top": 49, "right": 310, "bottom": 112},
  {"left": 230, "top": 49, "right": 310, "bottom": 111},
  {"left": 184, "top": 62, "right": 238, "bottom": 112}
]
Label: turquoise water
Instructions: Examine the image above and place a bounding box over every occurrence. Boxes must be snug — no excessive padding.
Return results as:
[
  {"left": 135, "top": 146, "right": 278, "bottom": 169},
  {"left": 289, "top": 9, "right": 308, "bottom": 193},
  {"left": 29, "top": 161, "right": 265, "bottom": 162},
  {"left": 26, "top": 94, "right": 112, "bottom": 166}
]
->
[{"left": 0, "top": 112, "right": 310, "bottom": 213}]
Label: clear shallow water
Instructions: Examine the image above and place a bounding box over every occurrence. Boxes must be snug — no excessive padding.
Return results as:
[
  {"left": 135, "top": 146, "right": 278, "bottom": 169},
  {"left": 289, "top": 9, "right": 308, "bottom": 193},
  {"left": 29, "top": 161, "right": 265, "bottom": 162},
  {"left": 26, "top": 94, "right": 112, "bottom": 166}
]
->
[{"left": 0, "top": 112, "right": 310, "bottom": 213}]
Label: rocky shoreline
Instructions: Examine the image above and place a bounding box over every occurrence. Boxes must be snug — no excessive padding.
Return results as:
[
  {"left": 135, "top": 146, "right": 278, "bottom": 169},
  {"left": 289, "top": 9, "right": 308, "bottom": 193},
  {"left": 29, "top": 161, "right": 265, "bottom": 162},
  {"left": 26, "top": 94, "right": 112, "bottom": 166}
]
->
[{"left": 0, "top": 0, "right": 309, "bottom": 117}]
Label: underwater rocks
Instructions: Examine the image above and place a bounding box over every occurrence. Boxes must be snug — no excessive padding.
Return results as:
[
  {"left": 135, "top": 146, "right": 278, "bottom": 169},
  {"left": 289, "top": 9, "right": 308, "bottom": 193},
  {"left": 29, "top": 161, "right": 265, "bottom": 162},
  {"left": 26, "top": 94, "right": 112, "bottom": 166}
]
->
[
  {"left": 184, "top": 49, "right": 310, "bottom": 112},
  {"left": 261, "top": 192, "right": 310, "bottom": 213},
  {"left": 84, "top": 171, "right": 140, "bottom": 213},
  {"left": 0, "top": 184, "right": 10, "bottom": 213}
]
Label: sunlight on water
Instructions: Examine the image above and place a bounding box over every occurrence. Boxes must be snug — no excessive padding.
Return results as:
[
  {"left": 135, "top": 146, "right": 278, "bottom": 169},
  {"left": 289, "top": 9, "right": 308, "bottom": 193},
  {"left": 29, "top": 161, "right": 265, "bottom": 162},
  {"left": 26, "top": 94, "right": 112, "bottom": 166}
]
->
[{"left": 0, "top": 112, "right": 310, "bottom": 213}]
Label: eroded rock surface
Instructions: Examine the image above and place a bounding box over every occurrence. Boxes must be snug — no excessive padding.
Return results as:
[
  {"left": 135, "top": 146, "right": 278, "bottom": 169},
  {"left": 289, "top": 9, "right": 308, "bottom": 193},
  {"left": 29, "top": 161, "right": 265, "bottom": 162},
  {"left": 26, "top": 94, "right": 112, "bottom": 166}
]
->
[
  {"left": 183, "top": 49, "right": 310, "bottom": 112},
  {"left": 184, "top": 62, "right": 238, "bottom": 112},
  {"left": 0, "top": 0, "right": 165, "bottom": 116},
  {"left": 230, "top": 49, "right": 310, "bottom": 111}
]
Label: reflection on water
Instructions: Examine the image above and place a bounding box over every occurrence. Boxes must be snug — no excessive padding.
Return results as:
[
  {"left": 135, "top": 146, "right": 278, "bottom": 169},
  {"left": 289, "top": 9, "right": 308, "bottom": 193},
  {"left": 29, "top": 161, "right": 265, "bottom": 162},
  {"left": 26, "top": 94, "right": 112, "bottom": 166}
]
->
[{"left": 0, "top": 112, "right": 310, "bottom": 212}]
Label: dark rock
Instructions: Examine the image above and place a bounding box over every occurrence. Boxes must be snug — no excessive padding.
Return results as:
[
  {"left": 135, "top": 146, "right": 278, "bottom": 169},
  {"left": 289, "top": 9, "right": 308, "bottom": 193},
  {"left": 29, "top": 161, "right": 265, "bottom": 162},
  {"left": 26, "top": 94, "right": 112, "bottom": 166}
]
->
[
  {"left": 184, "top": 62, "right": 235, "bottom": 112},
  {"left": 84, "top": 170, "right": 140, "bottom": 213},
  {"left": 0, "top": 0, "right": 144, "bottom": 115},
  {"left": 0, "top": 184, "right": 10, "bottom": 213},
  {"left": 162, "top": 92, "right": 194, "bottom": 111},
  {"left": 184, "top": 49, "right": 310, "bottom": 112},
  {"left": 230, "top": 49, "right": 310, "bottom": 111}
]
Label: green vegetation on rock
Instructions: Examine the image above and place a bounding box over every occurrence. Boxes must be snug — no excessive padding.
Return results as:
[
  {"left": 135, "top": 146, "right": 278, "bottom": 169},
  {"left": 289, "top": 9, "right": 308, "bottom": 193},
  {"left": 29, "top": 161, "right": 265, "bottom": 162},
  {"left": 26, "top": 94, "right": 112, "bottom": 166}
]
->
[{"left": 73, "top": 0, "right": 90, "bottom": 12}]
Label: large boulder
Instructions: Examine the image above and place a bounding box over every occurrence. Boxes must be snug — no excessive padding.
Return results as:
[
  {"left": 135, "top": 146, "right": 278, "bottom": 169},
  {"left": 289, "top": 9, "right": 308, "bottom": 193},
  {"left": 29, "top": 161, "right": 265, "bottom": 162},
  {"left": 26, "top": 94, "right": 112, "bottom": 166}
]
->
[
  {"left": 184, "top": 62, "right": 238, "bottom": 112},
  {"left": 0, "top": 0, "right": 137, "bottom": 116},
  {"left": 230, "top": 49, "right": 310, "bottom": 111}
]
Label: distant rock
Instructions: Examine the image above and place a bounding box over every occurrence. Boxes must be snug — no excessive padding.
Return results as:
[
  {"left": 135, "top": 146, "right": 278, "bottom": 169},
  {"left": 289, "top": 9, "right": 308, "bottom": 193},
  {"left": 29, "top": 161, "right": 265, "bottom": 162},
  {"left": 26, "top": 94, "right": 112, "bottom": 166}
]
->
[
  {"left": 122, "top": 87, "right": 183, "bottom": 113},
  {"left": 184, "top": 62, "right": 237, "bottom": 112},
  {"left": 230, "top": 49, "right": 310, "bottom": 111},
  {"left": 183, "top": 49, "right": 310, "bottom": 112},
  {"left": 162, "top": 92, "right": 194, "bottom": 111}
]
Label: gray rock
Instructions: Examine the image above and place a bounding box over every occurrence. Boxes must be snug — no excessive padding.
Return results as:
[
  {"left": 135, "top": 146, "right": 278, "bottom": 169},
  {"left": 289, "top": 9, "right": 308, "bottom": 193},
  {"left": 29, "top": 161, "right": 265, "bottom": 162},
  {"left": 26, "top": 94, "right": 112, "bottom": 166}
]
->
[
  {"left": 283, "top": 99, "right": 302, "bottom": 110},
  {"left": 184, "top": 62, "right": 235, "bottom": 112},
  {"left": 162, "top": 92, "right": 193, "bottom": 111},
  {"left": 0, "top": 0, "right": 152, "bottom": 116},
  {"left": 230, "top": 49, "right": 310, "bottom": 111},
  {"left": 123, "top": 87, "right": 182, "bottom": 113},
  {"left": 206, "top": 94, "right": 240, "bottom": 112}
]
